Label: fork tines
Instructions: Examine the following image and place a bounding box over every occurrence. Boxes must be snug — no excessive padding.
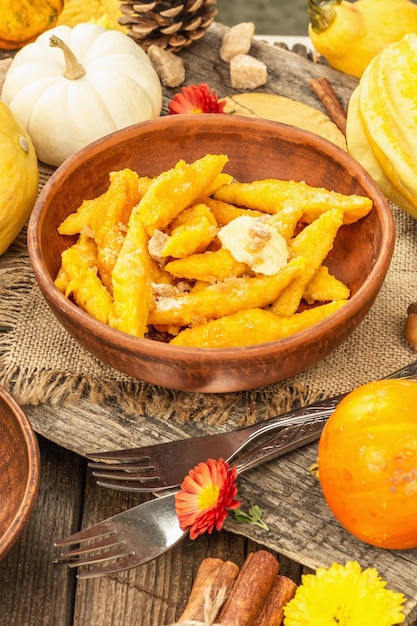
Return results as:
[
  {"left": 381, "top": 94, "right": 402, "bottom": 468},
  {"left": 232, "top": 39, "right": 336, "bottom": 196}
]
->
[
  {"left": 88, "top": 460, "right": 154, "bottom": 474},
  {"left": 88, "top": 451, "right": 153, "bottom": 462},
  {"left": 89, "top": 459, "right": 166, "bottom": 491},
  {"left": 55, "top": 525, "right": 133, "bottom": 579}
]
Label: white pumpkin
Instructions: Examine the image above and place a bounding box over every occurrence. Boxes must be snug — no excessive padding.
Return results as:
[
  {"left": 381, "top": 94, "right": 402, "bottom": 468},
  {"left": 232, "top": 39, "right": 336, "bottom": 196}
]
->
[{"left": 1, "top": 23, "right": 163, "bottom": 166}]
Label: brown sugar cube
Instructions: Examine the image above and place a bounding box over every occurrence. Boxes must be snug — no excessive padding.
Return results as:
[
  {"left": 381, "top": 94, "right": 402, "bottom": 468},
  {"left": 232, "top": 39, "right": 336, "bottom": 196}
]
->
[
  {"left": 220, "top": 22, "right": 256, "bottom": 62},
  {"left": 230, "top": 54, "right": 267, "bottom": 89},
  {"left": 147, "top": 44, "right": 185, "bottom": 88}
]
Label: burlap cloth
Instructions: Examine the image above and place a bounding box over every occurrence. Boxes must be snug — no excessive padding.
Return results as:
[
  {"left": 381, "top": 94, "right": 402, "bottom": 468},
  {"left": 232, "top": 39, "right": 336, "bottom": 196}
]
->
[
  {"left": 0, "top": 174, "right": 415, "bottom": 431},
  {"left": 0, "top": 55, "right": 416, "bottom": 443}
]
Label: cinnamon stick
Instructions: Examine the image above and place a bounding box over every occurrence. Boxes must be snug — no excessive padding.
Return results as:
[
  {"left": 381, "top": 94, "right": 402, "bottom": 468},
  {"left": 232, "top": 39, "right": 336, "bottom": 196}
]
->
[
  {"left": 309, "top": 76, "right": 347, "bottom": 136},
  {"left": 252, "top": 575, "right": 298, "bottom": 626},
  {"left": 178, "top": 557, "right": 239, "bottom": 622},
  {"left": 217, "top": 550, "right": 280, "bottom": 626}
]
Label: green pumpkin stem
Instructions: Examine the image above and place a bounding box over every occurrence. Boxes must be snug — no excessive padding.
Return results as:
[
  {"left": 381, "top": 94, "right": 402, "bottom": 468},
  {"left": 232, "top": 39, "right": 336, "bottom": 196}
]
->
[
  {"left": 306, "top": 0, "right": 342, "bottom": 33},
  {"left": 49, "top": 35, "right": 86, "bottom": 80}
]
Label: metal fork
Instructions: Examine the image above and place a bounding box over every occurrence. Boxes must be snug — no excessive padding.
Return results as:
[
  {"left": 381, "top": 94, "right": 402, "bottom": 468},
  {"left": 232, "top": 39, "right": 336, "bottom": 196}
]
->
[
  {"left": 55, "top": 418, "right": 324, "bottom": 578},
  {"left": 88, "top": 360, "right": 417, "bottom": 492}
]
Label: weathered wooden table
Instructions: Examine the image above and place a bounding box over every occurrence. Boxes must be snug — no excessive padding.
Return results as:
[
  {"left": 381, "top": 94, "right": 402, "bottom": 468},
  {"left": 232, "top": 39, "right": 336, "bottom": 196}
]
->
[
  {"left": 0, "top": 435, "right": 307, "bottom": 625},
  {"left": 1, "top": 21, "right": 417, "bottom": 625}
]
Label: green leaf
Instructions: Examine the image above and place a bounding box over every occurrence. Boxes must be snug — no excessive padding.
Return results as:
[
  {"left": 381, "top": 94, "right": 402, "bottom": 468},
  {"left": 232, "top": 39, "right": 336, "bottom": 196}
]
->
[{"left": 232, "top": 503, "right": 269, "bottom": 531}]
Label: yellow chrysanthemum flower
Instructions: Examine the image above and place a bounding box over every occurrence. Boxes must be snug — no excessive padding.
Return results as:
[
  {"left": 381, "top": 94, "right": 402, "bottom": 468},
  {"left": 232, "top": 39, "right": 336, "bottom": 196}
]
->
[{"left": 283, "top": 561, "right": 406, "bottom": 626}]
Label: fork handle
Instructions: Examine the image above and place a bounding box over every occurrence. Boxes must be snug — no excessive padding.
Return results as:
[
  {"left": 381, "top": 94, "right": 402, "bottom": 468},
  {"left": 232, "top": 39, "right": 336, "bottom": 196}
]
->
[
  {"left": 233, "top": 359, "right": 417, "bottom": 475},
  {"left": 234, "top": 419, "right": 325, "bottom": 476},
  {"left": 239, "top": 359, "right": 417, "bottom": 448}
]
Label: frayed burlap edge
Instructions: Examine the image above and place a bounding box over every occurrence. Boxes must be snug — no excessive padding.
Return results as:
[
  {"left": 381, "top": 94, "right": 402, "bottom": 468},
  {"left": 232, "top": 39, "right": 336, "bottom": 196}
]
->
[{"left": 0, "top": 228, "right": 319, "bottom": 428}]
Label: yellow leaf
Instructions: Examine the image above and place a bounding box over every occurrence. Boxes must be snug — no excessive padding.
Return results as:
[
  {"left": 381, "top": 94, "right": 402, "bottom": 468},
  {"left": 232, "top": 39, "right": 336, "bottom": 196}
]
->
[{"left": 221, "top": 92, "right": 347, "bottom": 150}]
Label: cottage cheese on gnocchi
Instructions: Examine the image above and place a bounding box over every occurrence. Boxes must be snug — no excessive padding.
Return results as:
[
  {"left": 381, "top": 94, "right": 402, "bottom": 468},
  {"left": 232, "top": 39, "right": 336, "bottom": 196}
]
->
[{"left": 218, "top": 214, "right": 289, "bottom": 275}]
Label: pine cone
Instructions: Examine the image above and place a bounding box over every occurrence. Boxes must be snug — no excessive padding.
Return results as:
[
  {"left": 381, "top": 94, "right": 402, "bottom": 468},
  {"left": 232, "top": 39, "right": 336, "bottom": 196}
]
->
[{"left": 119, "top": 0, "right": 218, "bottom": 52}]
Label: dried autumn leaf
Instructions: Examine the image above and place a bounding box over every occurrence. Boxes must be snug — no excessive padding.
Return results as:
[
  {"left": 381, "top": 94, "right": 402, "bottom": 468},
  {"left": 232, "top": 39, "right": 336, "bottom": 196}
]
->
[{"left": 222, "top": 92, "right": 347, "bottom": 150}]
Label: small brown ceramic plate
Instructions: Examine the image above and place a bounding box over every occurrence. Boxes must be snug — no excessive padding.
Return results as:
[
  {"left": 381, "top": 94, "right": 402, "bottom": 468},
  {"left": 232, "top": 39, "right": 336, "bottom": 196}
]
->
[{"left": 0, "top": 386, "right": 40, "bottom": 561}]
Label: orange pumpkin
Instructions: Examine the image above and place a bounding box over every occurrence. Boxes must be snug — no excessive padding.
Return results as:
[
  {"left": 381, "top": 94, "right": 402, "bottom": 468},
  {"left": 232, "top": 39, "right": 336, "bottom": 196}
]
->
[
  {"left": 0, "top": 0, "right": 64, "bottom": 50},
  {"left": 318, "top": 379, "right": 417, "bottom": 550}
]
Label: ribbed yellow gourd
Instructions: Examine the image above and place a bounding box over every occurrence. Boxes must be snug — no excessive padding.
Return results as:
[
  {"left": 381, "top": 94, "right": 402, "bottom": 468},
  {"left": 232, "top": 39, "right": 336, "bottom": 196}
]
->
[
  {"left": 346, "top": 33, "right": 417, "bottom": 219},
  {"left": 307, "top": 0, "right": 417, "bottom": 78},
  {"left": 56, "top": 0, "right": 126, "bottom": 32},
  {"left": 346, "top": 89, "right": 417, "bottom": 218},
  {"left": 0, "top": 102, "right": 39, "bottom": 255}
]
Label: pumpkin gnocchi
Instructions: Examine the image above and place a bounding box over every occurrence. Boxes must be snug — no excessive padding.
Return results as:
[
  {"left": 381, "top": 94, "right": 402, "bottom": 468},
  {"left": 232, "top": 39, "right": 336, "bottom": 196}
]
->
[{"left": 54, "top": 154, "right": 373, "bottom": 348}]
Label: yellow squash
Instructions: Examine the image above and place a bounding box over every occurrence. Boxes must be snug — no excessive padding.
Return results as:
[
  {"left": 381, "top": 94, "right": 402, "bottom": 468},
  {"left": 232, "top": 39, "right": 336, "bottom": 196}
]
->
[
  {"left": 57, "top": 0, "right": 127, "bottom": 32},
  {"left": 346, "top": 88, "right": 417, "bottom": 218},
  {"left": 346, "top": 33, "right": 417, "bottom": 219},
  {"left": 307, "top": 0, "right": 417, "bottom": 78},
  {"left": 0, "top": 102, "right": 39, "bottom": 255}
]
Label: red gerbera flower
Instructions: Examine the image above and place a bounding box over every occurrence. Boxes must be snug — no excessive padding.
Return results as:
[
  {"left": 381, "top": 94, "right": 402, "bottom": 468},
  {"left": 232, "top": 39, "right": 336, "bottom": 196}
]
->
[
  {"left": 175, "top": 458, "right": 241, "bottom": 540},
  {"left": 168, "top": 83, "right": 226, "bottom": 115}
]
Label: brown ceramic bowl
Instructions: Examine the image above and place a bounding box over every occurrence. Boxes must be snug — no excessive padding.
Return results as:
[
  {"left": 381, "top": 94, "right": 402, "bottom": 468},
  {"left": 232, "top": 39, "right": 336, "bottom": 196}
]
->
[
  {"left": 27, "top": 115, "right": 395, "bottom": 393},
  {"left": 0, "top": 386, "right": 40, "bottom": 561}
]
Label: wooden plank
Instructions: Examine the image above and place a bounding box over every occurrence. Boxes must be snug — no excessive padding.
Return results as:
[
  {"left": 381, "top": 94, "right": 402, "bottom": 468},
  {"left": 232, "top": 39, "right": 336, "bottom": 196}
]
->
[
  {"left": 25, "top": 399, "right": 417, "bottom": 623},
  {"left": 0, "top": 435, "right": 303, "bottom": 626},
  {"left": 163, "top": 22, "right": 358, "bottom": 112},
  {"left": 24, "top": 397, "right": 237, "bottom": 457},
  {"left": 27, "top": 398, "right": 417, "bottom": 623},
  {"left": 0, "top": 436, "right": 84, "bottom": 626},
  {"left": 71, "top": 470, "right": 283, "bottom": 625}
]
